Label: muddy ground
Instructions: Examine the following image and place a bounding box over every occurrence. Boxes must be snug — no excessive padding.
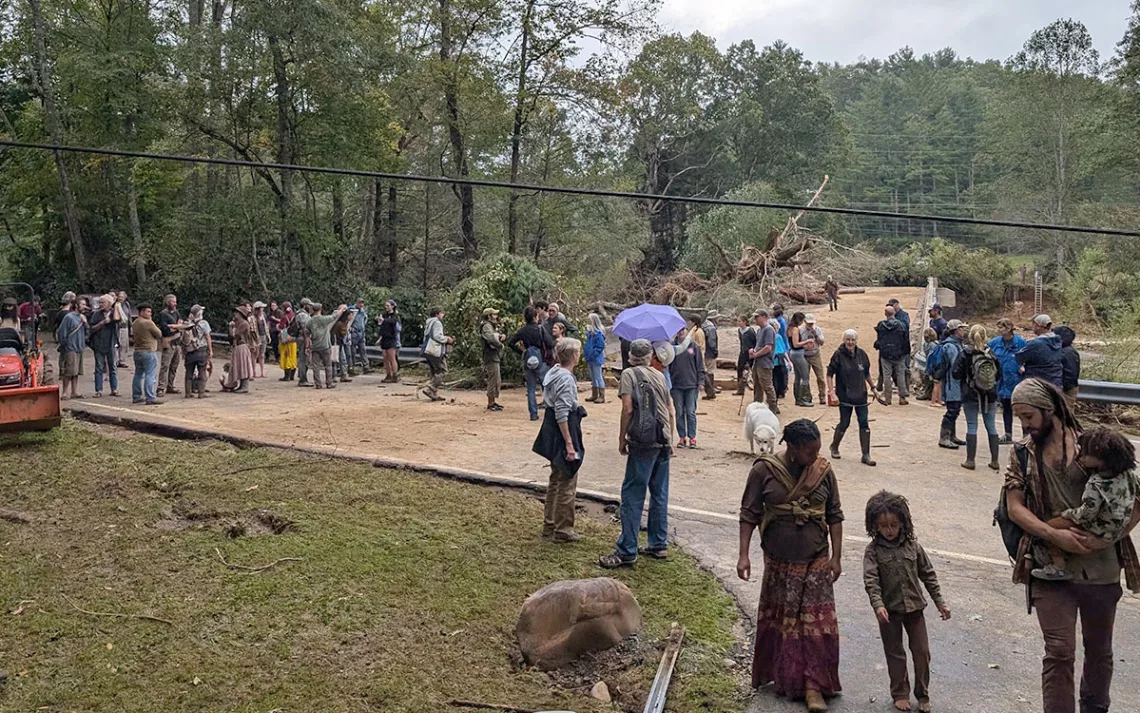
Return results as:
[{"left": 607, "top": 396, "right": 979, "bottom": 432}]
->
[{"left": 64, "top": 287, "right": 1140, "bottom": 713}]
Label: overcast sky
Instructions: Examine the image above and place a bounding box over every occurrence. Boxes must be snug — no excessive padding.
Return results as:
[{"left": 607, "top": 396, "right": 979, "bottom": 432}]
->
[{"left": 658, "top": 0, "right": 1134, "bottom": 65}]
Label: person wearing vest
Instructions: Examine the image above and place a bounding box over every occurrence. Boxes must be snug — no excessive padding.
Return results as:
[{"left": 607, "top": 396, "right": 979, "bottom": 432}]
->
[
  {"left": 421, "top": 307, "right": 453, "bottom": 402},
  {"left": 295, "top": 298, "right": 314, "bottom": 386},
  {"left": 738, "top": 419, "right": 845, "bottom": 712},
  {"left": 182, "top": 304, "right": 213, "bottom": 398},
  {"left": 481, "top": 308, "right": 505, "bottom": 412}
]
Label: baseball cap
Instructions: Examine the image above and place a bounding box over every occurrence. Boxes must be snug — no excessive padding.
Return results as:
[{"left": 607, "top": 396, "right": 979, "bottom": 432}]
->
[
  {"left": 945, "top": 319, "right": 965, "bottom": 332},
  {"left": 300, "top": 298, "right": 313, "bottom": 307},
  {"left": 253, "top": 300, "right": 266, "bottom": 309},
  {"left": 928, "top": 303, "right": 942, "bottom": 313},
  {"left": 652, "top": 341, "right": 675, "bottom": 367},
  {"left": 482, "top": 308, "right": 500, "bottom": 318},
  {"left": 804, "top": 313, "right": 817, "bottom": 324},
  {"left": 190, "top": 304, "right": 204, "bottom": 316},
  {"left": 1033, "top": 314, "right": 1053, "bottom": 328},
  {"left": 61, "top": 291, "right": 76, "bottom": 304},
  {"left": 630, "top": 339, "right": 652, "bottom": 359}
]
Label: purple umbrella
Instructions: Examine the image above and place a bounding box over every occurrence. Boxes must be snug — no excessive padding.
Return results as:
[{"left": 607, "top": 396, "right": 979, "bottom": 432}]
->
[{"left": 612, "top": 303, "right": 686, "bottom": 343}]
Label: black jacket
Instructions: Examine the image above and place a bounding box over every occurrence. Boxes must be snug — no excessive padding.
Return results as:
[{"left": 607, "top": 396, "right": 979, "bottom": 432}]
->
[
  {"left": 827, "top": 345, "right": 871, "bottom": 406},
  {"left": 378, "top": 313, "right": 400, "bottom": 350},
  {"left": 509, "top": 323, "right": 553, "bottom": 362},
  {"left": 668, "top": 343, "right": 706, "bottom": 391},
  {"left": 532, "top": 405, "right": 587, "bottom": 475},
  {"left": 738, "top": 326, "right": 757, "bottom": 360},
  {"left": 874, "top": 318, "right": 910, "bottom": 361}
]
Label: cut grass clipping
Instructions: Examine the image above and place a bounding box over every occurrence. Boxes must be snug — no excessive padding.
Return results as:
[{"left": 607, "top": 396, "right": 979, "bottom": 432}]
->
[{"left": 0, "top": 422, "right": 745, "bottom": 712}]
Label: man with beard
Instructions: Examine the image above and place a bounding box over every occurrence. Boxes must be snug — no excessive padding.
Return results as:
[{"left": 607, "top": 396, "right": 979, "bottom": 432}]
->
[{"left": 1004, "top": 378, "right": 1140, "bottom": 713}]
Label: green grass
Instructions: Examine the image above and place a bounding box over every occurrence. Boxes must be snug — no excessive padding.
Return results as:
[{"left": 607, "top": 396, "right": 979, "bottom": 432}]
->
[{"left": 0, "top": 421, "right": 744, "bottom": 712}]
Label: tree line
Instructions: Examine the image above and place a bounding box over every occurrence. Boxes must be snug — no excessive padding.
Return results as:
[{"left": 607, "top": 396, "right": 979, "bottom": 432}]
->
[{"left": 1, "top": 0, "right": 1139, "bottom": 313}]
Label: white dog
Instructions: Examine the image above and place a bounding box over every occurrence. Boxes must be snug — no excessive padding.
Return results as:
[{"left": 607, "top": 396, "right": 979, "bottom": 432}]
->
[{"left": 743, "top": 402, "right": 781, "bottom": 455}]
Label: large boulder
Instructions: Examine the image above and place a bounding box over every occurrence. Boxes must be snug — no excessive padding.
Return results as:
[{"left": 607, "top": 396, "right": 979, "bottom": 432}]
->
[{"left": 515, "top": 578, "right": 642, "bottom": 670}]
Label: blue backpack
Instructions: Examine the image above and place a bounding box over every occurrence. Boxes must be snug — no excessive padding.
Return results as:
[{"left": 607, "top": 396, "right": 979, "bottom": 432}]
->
[
  {"left": 524, "top": 345, "right": 543, "bottom": 372},
  {"left": 926, "top": 340, "right": 955, "bottom": 380}
]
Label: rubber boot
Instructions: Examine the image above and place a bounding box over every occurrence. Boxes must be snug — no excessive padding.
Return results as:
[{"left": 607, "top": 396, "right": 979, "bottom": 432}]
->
[
  {"left": 279, "top": 371, "right": 290, "bottom": 381},
  {"left": 939, "top": 429, "right": 959, "bottom": 449},
  {"left": 961, "top": 434, "right": 977, "bottom": 470},
  {"left": 596, "top": 387, "right": 606, "bottom": 404},
  {"left": 585, "top": 387, "right": 598, "bottom": 403},
  {"left": 988, "top": 433, "right": 1001, "bottom": 471},
  {"left": 951, "top": 424, "right": 967, "bottom": 446},
  {"left": 184, "top": 376, "right": 194, "bottom": 398},
  {"left": 288, "top": 369, "right": 296, "bottom": 381},
  {"left": 830, "top": 427, "right": 846, "bottom": 460},
  {"left": 860, "top": 429, "right": 876, "bottom": 466},
  {"left": 234, "top": 378, "right": 250, "bottom": 394}
]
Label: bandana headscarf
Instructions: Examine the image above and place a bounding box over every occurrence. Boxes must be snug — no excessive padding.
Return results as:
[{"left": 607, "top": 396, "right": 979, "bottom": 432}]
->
[{"left": 1010, "top": 379, "right": 1056, "bottom": 413}]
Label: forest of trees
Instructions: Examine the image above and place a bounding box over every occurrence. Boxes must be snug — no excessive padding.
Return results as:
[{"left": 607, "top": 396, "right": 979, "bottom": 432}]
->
[{"left": 1, "top": 0, "right": 1139, "bottom": 318}]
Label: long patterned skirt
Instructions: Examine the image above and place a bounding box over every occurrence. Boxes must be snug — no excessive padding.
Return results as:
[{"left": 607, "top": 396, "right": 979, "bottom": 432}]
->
[{"left": 751, "top": 552, "right": 841, "bottom": 699}]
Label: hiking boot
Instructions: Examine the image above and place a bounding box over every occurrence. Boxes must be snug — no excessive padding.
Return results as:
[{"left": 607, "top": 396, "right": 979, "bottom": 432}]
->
[
  {"left": 805, "top": 688, "right": 828, "bottom": 712},
  {"left": 598, "top": 553, "right": 636, "bottom": 569},
  {"left": 898, "top": 397, "right": 909, "bottom": 406},
  {"left": 733, "top": 386, "right": 746, "bottom": 396},
  {"left": 860, "top": 429, "right": 876, "bottom": 467},
  {"left": 552, "top": 532, "right": 583, "bottom": 544},
  {"left": 830, "top": 428, "right": 846, "bottom": 460},
  {"left": 939, "top": 430, "right": 959, "bottom": 449},
  {"left": 988, "top": 433, "right": 1001, "bottom": 471},
  {"left": 340, "top": 376, "right": 352, "bottom": 383}
]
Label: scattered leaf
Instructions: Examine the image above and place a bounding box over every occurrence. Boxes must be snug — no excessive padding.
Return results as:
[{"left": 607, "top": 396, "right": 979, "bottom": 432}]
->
[
  {"left": 244, "top": 485, "right": 259, "bottom": 492},
  {"left": 192, "top": 676, "right": 202, "bottom": 686},
  {"left": 106, "top": 642, "right": 114, "bottom": 650}
]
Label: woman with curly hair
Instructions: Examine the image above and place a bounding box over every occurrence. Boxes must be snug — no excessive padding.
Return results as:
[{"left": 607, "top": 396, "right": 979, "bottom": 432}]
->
[
  {"left": 863, "top": 491, "right": 951, "bottom": 712},
  {"left": 737, "top": 419, "right": 844, "bottom": 712}
]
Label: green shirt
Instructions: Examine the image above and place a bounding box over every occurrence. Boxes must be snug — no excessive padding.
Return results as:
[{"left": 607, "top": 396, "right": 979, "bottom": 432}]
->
[
  {"left": 864, "top": 537, "right": 945, "bottom": 614},
  {"left": 307, "top": 313, "right": 340, "bottom": 351}
]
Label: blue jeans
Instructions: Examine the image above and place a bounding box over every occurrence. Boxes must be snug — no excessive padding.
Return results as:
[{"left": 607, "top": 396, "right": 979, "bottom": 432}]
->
[
  {"left": 616, "top": 448, "right": 671, "bottom": 559},
  {"left": 671, "top": 387, "right": 698, "bottom": 440},
  {"left": 524, "top": 365, "right": 549, "bottom": 419},
  {"left": 588, "top": 362, "right": 605, "bottom": 389},
  {"left": 963, "top": 398, "right": 998, "bottom": 436},
  {"left": 93, "top": 350, "right": 117, "bottom": 393},
  {"left": 132, "top": 351, "right": 159, "bottom": 402}
]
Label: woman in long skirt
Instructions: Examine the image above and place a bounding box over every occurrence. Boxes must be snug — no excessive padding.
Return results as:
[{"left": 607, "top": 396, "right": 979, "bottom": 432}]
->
[
  {"left": 277, "top": 302, "right": 297, "bottom": 381},
  {"left": 222, "top": 305, "right": 256, "bottom": 393},
  {"left": 737, "top": 419, "right": 844, "bottom": 712}
]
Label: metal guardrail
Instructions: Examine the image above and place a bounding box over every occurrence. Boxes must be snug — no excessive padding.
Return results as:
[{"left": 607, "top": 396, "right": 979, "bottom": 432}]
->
[
  {"left": 1077, "top": 380, "right": 1140, "bottom": 406},
  {"left": 209, "top": 333, "right": 425, "bottom": 365}
]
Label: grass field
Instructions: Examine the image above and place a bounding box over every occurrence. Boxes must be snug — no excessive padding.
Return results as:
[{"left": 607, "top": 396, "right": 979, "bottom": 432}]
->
[{"left": 0, "top": 422, "right": 745, "bottom": 712}]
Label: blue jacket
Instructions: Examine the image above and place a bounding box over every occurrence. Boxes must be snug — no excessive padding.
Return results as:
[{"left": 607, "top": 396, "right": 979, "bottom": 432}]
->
[
  {"left": 939, "top": 336, "right": 965, "bottom": 402},
  {"left": 988, "top": 334, "right": 1027, "bottom": 399},
  {"left": 584, "top": 330, "right": 606, "bottom": 366},
  {"left": 1016, "top": 333, "right": 1064, "bottom": 388}
]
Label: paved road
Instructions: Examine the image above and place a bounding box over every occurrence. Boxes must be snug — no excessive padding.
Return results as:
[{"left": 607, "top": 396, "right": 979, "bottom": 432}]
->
[{"left": 63, "top": 287, "right": 1140, "bottom": 713}]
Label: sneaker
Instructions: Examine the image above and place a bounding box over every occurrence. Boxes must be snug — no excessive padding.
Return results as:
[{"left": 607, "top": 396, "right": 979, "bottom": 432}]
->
[
  {"left": 598, "top": 553, "right": 636, "bottom": 569},
  {"left": 552, "top": 532, "right": 583, "bottom": 544},
  {"left": 688, "top": 439, "right": 697, "bottom": 449},
  {"left": 530, "top": 414, "right": 540, "bottom": 421},
  {"left": 677, "top": 439, "right": 688, "bottom": 449},
  {"left": 144, "top": 400, "right": 164, "bottom": 406},
  {"left": 1031, "top": 564, "right": 1072, "bottom": 581},
  {"left": 638, "top": 547, "right": 668, "bottom": 560}
]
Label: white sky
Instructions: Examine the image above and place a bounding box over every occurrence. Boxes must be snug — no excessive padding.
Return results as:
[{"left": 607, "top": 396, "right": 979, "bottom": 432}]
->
[{"left": 658, "top": 0, "right": 1134, "bottom": 65}]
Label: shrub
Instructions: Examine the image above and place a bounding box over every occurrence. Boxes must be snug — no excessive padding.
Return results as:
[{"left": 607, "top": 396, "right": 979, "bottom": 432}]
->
[
  {"left": 885, "top": 238, "right": 1012, "bottom": 312},
  {"left": 444, "top": 254, "right": 554, "bottom": 377}
]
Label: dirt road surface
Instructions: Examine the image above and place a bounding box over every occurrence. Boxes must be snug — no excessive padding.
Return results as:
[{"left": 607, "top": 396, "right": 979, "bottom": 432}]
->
[{"left": 65, "top": 287, "right": 1140, "bottom": 713}]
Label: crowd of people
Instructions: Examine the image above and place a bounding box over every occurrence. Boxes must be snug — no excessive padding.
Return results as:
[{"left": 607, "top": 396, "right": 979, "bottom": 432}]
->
[{"left": 13, "top": 285, "right": 1136, "bottom": 713}]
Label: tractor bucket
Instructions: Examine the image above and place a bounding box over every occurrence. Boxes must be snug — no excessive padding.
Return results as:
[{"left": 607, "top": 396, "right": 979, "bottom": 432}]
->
[{"left": 0, "top": 385, "right": 62, "bottom": 433}]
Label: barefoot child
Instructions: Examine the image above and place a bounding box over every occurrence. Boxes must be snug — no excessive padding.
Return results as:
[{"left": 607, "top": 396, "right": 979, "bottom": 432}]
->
[
  {"left": 1031, "top": 427, "right": 1140, "bottom": 580},
  {"left": 863, "top": 491, "right": 951, "bottom": 712}
]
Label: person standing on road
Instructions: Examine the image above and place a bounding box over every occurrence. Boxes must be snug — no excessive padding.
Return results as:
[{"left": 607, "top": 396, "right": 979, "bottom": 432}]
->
[
  {"left": 874, "top": 306, "right": 910, "bottom": 406},
  {"left": 750, "top": 310, "right": 779, "bottom": 414},
  {"left": 221, "top": 304, "right": 256, "bottom": 394},
  {"left": 510, "top": 306, "right": 554, "bottom": 420},
  {"left": 114, "top": 291, "right": 131, "bottom": 367},
  {"left": 584, "top": 312, "right": 607, "bottom": 404},
  {"left": 545, "top": 302, "right": 577, "bottom": 337},
  {"left": 294, "top": 298, "right": 314, "bottom": 386},
  {"left": 1004, "top": 379, "right": 1140, "bottom": 713},
  {"left": 88, "top": 294, "right": 120, "bottom": 398},
  {"left": 330, "top": 308, "right": 354, "bottom": 383},
  {"left": 599, "top": 339, "right": 674, "bottom": 569},
  {"left": 803, "top": 314, "right": 827, "bottom": 405},
  {"left": 737, "top": 419, "right": 844, "bottom": 712},
  {"left": 378, "top": 300, "right": 401, "bottom": 383},
  {"left": 481, "top": 308, "right": 505, "bottom": 412},
  {"left": 990, "top": 319, "right": 1026, "bottom": 444},
  {"left": 156, "top": 294, "right": 184, "bottom": 396},
  {"left": 825, "top": 276, "right": 839, "bottom": 312},
  {"left": 787, "top": 312, "right": 814, "bottom": 408},
  {"left": 863, "top": 491, "right": 951, "bottom": 713},
  {"left": 349, "top": 297, "right": 370, "bottom": 375},
  {"left": 306, "top": 303, "right": 347, "bottom": 390},
  {"left": 1054, "top": 325, "right": 1081, "bottom": 407},
  {"left": 421, "top": 307, "right": 454, "bottom": 402},
  {"left": 1017, "top": 314, "right": 1064, "bottom": 389},
  {"left": 736, "top": 315, "right": 757, "bottom": 396},
  {"left": 669, "top": 328, "right": 705, "bottom": 449},
  {"left": 267, "top": 300, "right": 282, "bottom": 363},
  {"left": 701, "top": 313, "right": 720, "bottom": 400},
  {"left": 771, "top": 304, "right": 790, "bottom": 400},
  {"left": 277, "top": 302, "right": 297, "bottom": 381},
  {"left": 55, "top": 297, "right": 87, "bottom": 400},
  {"left": 535, "top": 337, "right": 584, "bottom": 543},
  {"left": 827, "top": 329, "right": 878, "bottom": 467},
  {"left": 928, "top": 305, "right": 948, "bottom": 341},
  {"left": 131, "top": 305, "right": 163, "bottom": 405},
  {"left": 935, "top": 320, "right": 967, "bottom": 450},
  {"left": 953, "top": 325, "right": 1001, "bottom": 471},
  {"left": 181, "top": 304, "right": 213, "bottom": 399},
  {"left": 887, "top": 298, "right": 913, "bottom": 393},
  {"left": 252, "top": 301, "right": 269, "bottom": 378}
]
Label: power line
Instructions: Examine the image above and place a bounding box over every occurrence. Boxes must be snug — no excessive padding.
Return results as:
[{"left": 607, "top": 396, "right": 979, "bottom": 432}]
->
[{"left": 3, "top": 139, "right": 1139, "bottom": 239}]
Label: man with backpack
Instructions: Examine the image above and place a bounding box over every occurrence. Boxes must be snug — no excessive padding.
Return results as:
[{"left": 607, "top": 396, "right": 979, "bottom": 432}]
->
[
  {"left": 510, "top": 306, "right": 554, "bottom": 421},
  {"left": 292, "top": 298, "right": 313, "bottom": 386},
  {"left": 701, "top": 313, "right": 720, "bottom": 400},
  {"left": 181, "top": 304, "right": 214, "bottom": 398},
  {"left": 873, "top": 305, "right": 910, "bottom": 405},
  {"left": 929, "top": 319, "right": 967, "bottom": 450},
  {"left": 952, "top": 325, "right": 1001, "bottom": 470},
  {"left": 599, "top": 339, "right": 675, "bottom": 569}
]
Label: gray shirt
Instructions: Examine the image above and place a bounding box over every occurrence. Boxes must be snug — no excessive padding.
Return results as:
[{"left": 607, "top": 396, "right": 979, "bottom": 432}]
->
[
  {"left": 542, "top": 364, "right": 579, "bottom": 423},
  {"left": 802, "top": 325, "right": 824, "bottom": 357},
  {"left": 756, "top": 324, "right": 777, "bottom": 369}
]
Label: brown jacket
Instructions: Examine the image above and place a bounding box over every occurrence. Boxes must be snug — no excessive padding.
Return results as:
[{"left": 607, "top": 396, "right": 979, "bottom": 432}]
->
[{"left": 863, "top": 537, "right": 945, "bottom": 614}]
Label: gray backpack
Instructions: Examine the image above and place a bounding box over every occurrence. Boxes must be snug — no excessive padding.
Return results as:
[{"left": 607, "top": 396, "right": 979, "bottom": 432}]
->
[{"left": 625, "top": 367, "right": 667, "bottom": 449}]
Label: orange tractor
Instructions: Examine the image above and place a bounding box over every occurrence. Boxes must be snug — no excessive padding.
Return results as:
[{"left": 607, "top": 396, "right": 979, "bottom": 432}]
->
[{"left": 0, "top": 283, "right": 60, "bottom": 433}]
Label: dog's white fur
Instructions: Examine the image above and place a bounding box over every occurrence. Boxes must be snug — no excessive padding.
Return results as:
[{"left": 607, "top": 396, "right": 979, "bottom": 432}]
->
[{"left": 743, "top": 402, "right": 781, "bottom": 455}]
